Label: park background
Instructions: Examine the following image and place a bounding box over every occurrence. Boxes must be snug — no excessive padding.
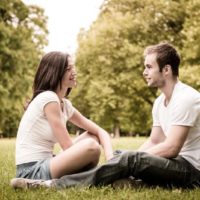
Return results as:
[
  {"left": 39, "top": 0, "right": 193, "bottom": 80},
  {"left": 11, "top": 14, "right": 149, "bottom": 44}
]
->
[
  {"left": 0, "top": 0, "right": 200, "bottom": 138},
  {"left": 1, "top": 1, "right": 200, "bottom": 199},
  {"left": 0, "top": 0, "right": 200, "bottom": 137}
]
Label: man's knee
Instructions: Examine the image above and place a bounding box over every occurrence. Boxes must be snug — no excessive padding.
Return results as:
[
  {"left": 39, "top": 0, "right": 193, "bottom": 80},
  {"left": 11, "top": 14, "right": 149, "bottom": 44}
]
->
[{"left": 122, "top": 151, "right": 158, "bottom": 173}]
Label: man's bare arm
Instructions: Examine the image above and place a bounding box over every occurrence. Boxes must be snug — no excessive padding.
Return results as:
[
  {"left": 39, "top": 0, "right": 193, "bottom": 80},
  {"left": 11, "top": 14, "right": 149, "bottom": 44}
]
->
[
  {"left": 138, "top": 126, "right": 166, "bottom": 151},
  {"left": 145, "top": 125, "right": 190, "bottom": 158}
]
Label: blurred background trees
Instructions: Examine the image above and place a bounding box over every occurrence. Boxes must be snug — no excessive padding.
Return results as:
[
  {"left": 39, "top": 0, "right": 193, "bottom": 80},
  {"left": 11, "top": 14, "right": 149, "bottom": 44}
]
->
[
  {"left": 72, "top": 0, "right": 200, "bottom": 137},
  {"left": 0, "top": 0, "right": 47, "bottom": 137},
  {"left": 0, "top": 0, "right": 200, "bottom": 137}
]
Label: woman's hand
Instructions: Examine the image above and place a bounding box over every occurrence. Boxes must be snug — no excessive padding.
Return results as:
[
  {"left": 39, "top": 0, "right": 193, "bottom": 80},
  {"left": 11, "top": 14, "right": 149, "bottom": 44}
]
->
[{"left": 69, "top": 110, "right": 113, "bottom": 161}]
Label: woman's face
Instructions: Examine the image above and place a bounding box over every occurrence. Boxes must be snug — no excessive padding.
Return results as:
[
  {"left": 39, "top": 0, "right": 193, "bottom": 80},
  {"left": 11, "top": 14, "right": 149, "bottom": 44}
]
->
[{"left": 61, "top": 56, "right": 77, "bottom": 89}]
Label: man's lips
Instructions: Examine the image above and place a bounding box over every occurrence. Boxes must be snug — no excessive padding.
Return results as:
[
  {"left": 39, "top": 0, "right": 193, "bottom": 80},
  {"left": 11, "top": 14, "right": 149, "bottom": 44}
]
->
[{"left": 145, "top": 78, "right": 151, "bottom": 82}]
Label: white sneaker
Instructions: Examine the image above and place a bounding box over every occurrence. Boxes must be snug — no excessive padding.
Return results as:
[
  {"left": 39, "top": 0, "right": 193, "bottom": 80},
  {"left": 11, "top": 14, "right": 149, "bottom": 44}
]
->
[{"left": 10, "top": 178, "right": 53, "bottom": 189}]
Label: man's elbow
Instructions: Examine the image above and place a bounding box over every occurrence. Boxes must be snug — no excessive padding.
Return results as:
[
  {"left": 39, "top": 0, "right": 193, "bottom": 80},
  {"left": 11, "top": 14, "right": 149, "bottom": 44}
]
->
[{"left": 167, "top": 145, "right": 181, "bottom": 158}]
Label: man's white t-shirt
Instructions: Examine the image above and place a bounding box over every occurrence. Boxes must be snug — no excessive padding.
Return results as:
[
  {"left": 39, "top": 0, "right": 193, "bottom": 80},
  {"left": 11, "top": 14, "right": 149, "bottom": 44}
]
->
[
  {"left": 16, "top": 91, "right": 75, "bottom": 165},
  {"left": 152, "top": 81, "right": 200, "bottom": 170}
]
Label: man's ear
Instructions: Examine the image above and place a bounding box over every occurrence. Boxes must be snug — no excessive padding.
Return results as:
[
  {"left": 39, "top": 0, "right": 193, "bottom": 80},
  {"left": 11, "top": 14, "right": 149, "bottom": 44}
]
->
[{"left": 164, "top": 64, "right": 171, "bottom": 74}]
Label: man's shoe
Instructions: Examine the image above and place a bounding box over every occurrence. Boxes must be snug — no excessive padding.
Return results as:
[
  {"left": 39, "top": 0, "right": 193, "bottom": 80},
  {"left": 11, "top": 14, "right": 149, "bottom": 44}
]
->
[
  {"left": 112, "top": 177, "right": 146, "bottom": 189},
  {"left": 10, "top": 178, "right": 53, "bottom": 189}
]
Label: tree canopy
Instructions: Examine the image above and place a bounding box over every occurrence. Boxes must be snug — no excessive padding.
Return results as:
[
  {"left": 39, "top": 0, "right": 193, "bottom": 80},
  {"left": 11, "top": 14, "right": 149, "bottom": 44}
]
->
[
  {"left": 72, "top": 0, "right": 200, "bottom": 136},
  {"left": 0, "top": 0, "right": 48, "bottom": 137},
  {"left": 1, "top": 0, "right": 200, "bottom": 137}
]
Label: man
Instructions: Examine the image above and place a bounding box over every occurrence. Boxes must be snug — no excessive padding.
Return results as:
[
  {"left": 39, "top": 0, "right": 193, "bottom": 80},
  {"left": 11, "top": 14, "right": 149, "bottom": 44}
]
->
[
  {"left": 135, "top": 43, "right": 200, "bottom": 187},
  {"left": 11, "top": 43, "right": 200, "bottom": 189}
]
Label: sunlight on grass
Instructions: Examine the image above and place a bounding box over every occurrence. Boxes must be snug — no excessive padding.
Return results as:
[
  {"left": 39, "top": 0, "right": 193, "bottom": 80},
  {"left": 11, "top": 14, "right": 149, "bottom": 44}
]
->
[{"left": 1, "top": 137, "right": 200, "bottom": 200}]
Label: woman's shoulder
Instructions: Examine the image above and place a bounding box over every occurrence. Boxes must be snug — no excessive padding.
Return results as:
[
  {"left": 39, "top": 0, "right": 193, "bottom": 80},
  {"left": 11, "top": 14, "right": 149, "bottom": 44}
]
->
[
  {"left": 63, "top": 98, "right": 75, "bottom": 109},
  {"left": 63, "top": 98, "right": 76, "bottom": 118},
  {"left": 35, "top": 91, "right": 59, "bottom": 103},
  {"left": 63, "top": 98, "right": 72, "bottom": 104},
  {"left": 38, "top": 90, "right": 56, "bottom": 96}
]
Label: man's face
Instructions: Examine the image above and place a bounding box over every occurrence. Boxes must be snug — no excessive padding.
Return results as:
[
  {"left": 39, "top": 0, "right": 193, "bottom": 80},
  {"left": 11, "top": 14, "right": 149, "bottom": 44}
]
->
[{"left": 143, "top": 53, "right": 165, "bottom": 88}]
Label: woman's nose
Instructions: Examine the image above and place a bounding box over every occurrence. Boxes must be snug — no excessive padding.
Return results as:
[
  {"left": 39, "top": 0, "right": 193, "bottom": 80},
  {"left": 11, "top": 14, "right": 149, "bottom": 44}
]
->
[{"left": 72, "top": 68, "right": 77, "bottom": 76}]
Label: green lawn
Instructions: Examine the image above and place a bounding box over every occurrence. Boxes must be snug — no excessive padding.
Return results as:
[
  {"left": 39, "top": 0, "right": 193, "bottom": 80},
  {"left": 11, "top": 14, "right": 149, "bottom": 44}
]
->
[{"left": 1, "top": 137, "right": 200, "bottom": 200}]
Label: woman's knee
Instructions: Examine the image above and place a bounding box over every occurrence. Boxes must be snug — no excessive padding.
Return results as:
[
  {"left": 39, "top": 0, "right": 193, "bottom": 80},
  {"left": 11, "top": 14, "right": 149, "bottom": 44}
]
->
[{"left": 84, "top": 138, "right": 101, "bottom": 158}]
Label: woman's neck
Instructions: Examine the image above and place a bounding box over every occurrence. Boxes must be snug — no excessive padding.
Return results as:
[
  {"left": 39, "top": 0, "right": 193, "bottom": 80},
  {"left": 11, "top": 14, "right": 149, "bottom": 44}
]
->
[{"left": 56, "top": 87, "right": 68, "bottom": 101}]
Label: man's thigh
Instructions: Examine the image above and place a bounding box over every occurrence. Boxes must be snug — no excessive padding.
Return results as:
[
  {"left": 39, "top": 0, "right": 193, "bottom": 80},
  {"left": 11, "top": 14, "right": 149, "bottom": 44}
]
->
[{"left": 127, "top": 151, "right": 199, "bottom": 187}]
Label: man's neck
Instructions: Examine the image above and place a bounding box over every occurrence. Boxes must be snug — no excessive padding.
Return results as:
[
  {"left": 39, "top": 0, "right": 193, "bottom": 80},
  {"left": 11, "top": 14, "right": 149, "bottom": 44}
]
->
[{"left": 160, "top": 78, "right": 178, "bottom": 106}]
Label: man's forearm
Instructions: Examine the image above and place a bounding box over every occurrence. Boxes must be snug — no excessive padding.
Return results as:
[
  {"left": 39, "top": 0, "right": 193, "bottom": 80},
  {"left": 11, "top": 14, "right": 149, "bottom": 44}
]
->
[
  {"left": 138, "top": 138, "right": 156, "bottom": 151},
  {"left": 145, "top": 142, "right": 179, "bottom": 158}
]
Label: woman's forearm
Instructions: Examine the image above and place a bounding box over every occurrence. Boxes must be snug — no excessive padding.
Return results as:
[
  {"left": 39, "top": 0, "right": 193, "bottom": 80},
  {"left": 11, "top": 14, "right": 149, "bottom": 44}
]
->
[{"left": 98, "top": 129, "right": 113, "bottom": 160}]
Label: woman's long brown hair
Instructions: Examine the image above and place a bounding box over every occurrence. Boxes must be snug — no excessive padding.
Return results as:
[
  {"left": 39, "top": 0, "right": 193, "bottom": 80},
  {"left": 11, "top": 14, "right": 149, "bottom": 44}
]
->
[{"left": 29, "top": 51, "right": 72, "bottom": 105}]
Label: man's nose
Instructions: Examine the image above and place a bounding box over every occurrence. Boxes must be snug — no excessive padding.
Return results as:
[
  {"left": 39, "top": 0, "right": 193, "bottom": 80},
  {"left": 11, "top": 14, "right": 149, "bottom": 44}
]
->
[{"left": 143, "top": 68, "right": 147, "bottom": 77}]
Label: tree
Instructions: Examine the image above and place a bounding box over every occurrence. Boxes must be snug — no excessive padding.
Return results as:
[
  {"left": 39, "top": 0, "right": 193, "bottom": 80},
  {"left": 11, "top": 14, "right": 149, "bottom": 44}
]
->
[
  {"left": 0, "top": 0, "right": 48, "bottom": 137},
  {"left": 73, "top": 0, "right": 198, "bottom": 137},
  {"left": 180, "top": 0, "right": 200, "bottom": 91}
]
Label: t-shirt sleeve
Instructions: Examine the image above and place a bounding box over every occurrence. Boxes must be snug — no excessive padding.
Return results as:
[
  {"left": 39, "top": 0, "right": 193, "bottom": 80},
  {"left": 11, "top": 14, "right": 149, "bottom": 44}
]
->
[
  {"left": 152, "top": 98, "right": 161, "bottom": 127},
  {"left": 64, "top": 99, "right": 75, "bottom": 119},
  {"left": 170, "top": 96, "right": 199, "bottom": 126},
  {"left": 37, "top": 91, "right": 60, "bottom": 111}
]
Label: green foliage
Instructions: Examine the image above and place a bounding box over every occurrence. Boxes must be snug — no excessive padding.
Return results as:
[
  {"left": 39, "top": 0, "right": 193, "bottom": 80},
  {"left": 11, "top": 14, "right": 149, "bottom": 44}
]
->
[
  {"left": 1, "top": 0, "right": 200, "bottom": 137},
  {"left": 180, "top": 0, "right": 200, "bottom": 91},
  {"left": 0, "top": 0, "right": 48, "bottom": 137},
  {"left": 73, "top": 0, "right": 200, "bottom": 136}
]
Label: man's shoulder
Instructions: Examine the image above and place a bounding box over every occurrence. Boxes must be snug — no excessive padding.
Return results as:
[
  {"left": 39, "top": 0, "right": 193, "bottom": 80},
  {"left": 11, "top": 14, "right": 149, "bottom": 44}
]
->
[
  {"left": 177, "top": 81, "right": 199, "bottom": 93},
  {"left": 171, "top": 82, "right": 200, "bottom": 111},
  {"left": 154, "top": 93, "right": 164, "bottom": 103},
  {"left": 175, "top": 82, "right": 200, "bottom": 100}
]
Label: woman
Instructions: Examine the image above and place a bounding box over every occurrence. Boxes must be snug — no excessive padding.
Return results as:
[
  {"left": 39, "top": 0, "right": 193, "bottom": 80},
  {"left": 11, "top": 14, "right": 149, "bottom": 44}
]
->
[{"left": 14, "top": 51, "right": 113, "bottom": 182}]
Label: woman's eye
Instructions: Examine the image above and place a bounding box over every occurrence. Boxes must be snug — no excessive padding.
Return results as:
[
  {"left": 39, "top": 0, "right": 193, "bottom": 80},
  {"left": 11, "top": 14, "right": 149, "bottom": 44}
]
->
[{"left": 66, "top": 67, "right": 71, "bottom": 71}]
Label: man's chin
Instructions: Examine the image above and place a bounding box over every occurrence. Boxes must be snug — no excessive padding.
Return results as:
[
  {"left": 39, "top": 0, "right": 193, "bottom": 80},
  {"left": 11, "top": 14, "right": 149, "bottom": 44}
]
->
[
  {"left": 147, "top": 83, "right": 157, "bottom": 88},
  {"left": 147, "top": 82, "right": 153, "bottom": 87}
]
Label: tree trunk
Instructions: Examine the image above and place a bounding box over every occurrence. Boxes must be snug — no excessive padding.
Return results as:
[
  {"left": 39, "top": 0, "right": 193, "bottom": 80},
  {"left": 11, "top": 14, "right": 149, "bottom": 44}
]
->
[{"left": 113, "top": 123, "right": 120, "bottom": 138}]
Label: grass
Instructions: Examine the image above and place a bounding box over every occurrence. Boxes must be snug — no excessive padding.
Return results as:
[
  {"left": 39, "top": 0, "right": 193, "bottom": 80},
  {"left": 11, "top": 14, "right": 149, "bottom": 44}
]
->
[{"left": 1, "top": 137, "right": 200, "bottom": 200}]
